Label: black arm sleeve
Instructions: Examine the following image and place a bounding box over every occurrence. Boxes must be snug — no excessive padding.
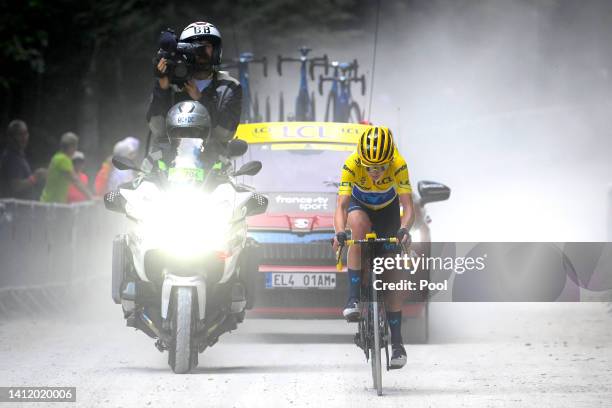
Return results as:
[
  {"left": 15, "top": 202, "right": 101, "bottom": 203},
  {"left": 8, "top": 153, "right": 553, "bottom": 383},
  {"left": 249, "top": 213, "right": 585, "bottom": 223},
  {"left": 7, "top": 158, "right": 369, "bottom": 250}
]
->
[
  {"left": 216, "top": 83, "right": 242, "bottom": 133},
  {"left": 146, "top": 81, "right": 173, "bottom": 122},
  {"left": 198, "top": 76, "right": 242, "bottom": 137}
]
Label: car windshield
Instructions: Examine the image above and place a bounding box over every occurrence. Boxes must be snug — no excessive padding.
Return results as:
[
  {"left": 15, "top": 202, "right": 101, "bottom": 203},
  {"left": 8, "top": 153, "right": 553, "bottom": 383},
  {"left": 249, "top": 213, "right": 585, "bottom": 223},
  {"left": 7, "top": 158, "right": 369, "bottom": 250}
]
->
[{"left": 235, "top": 143, "right": 354, "bottom": 192}]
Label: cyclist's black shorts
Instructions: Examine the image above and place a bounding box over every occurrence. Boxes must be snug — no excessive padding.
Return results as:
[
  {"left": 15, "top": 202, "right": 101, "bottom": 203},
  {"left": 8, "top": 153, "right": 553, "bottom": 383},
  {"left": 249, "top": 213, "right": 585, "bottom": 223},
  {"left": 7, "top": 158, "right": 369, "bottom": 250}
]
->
[{"left": 348, "top": 195, "right": 400, "bottom": 255}]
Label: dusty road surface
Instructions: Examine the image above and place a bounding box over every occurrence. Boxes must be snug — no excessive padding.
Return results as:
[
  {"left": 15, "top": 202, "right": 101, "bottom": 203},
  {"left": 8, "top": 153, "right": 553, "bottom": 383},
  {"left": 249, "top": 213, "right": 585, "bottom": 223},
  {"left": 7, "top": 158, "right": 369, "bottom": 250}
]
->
[{"left": 0, "top": 301, "right": 610, "bottom": 407}]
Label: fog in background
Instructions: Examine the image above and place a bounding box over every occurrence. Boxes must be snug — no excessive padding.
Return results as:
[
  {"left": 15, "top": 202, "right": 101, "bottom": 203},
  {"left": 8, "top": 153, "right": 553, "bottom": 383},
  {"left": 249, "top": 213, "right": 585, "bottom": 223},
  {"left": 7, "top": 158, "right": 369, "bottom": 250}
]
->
[
  {"left": 3, "top": 0, "right": 611, "bottom": 242},
  {"left": 253, "top": 1, "right": 612, "bottom": 242},
  {"left": 2, "top": 4, "right": 611, "bottom": 377}
]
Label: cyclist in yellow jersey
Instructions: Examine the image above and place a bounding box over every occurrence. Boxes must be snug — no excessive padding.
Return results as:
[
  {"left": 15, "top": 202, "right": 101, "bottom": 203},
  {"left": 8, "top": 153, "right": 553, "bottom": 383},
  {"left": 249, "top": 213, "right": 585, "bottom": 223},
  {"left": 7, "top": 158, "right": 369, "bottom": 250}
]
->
[{"left": 332, "top": 126, "right": 414, "bottom": 369}]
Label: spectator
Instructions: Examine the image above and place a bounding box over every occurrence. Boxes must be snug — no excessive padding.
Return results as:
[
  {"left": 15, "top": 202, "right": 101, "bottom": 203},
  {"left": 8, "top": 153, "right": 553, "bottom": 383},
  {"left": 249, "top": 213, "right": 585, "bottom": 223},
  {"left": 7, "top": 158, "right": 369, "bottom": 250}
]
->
[
  {"left": 67, "top": 151, "right": 89, "bottom": 203},
  {"left": 107, "top": 136, "right": 140, "bottom": 191},
  {"left": 0, "top": 119, "right": 47, "bottom": 199},
  {"left": 94, "top": 155, "right": 112, "bottom": 196},
  {"left": 40, "top": 132, "right": 92, "bottom": 203}
]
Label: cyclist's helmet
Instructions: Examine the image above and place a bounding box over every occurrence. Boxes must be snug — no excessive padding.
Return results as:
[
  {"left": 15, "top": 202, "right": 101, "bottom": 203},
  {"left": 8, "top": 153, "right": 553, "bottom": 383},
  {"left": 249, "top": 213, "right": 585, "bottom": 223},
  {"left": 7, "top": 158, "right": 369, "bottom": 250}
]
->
[
  {"left": 357, "top": 126, "right": 395, "bottom": 166},
  {"left": 179, "top": 21, "right": 222, "bottom": 65},
  {"left": 166, "top": 101, "right": 212, "bottom": 140}
]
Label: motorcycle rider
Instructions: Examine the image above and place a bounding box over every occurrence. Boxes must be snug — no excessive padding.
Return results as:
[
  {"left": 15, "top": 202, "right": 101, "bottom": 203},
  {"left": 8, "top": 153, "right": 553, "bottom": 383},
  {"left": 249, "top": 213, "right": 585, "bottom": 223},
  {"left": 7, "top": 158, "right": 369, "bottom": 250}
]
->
[
  {"left": 144, "top": 21, "right": 242, "bottom": 171},
  {"left": 164, "top": 100, "right": 220, "bottom": 176},
  {"left": 332, "top": 126, "right": 414, "bottom": 369}
]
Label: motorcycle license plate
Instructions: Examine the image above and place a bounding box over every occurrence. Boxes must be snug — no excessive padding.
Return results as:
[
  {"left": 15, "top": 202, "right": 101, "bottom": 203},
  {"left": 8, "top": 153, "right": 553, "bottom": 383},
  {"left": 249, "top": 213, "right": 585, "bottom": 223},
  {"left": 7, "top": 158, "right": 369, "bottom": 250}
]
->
[
  {"left": 265, "top": 273, "right": 336, "bottom": 289},
  {"left": 168, "top": 167, "right": 205, "bottom": 183}
]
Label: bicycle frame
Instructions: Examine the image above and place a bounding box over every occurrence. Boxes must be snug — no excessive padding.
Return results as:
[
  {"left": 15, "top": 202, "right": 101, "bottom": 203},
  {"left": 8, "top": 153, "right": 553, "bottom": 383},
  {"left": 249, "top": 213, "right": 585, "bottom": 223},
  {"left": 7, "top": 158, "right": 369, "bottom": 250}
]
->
[
  {"left": 337, "top": 232, "right": 399, "bottom": 396},
  {"left": 277, "top": 47, "right": 327, "bottom": 121},
  {"left": 222, "top": 52, "right": 267, "bottom": 123},
  {"left": 319, "top": 60, "right": 366, "bottom": 123}
]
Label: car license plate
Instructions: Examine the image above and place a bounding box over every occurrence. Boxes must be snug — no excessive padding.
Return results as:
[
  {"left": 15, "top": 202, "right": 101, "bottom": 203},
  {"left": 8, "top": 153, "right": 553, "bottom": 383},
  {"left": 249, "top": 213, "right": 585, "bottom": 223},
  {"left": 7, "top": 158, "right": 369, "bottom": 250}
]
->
[{"left": 265, "top": 273, "right": 336, "bottom": 289}]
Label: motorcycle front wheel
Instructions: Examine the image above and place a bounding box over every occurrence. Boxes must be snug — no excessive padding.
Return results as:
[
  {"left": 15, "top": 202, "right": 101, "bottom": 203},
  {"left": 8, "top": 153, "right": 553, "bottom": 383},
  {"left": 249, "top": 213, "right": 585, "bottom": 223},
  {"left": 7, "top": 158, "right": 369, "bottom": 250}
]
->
[{"left": 168, "top": 287, "right": 197, "bottom": 374}]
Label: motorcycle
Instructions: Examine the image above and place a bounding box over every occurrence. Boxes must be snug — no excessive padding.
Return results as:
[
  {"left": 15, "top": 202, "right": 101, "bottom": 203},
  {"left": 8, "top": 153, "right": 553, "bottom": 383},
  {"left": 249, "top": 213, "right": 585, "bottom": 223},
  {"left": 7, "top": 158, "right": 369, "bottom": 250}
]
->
[{"left": 104, "top": 136, "right": 268, "bottom": 373}]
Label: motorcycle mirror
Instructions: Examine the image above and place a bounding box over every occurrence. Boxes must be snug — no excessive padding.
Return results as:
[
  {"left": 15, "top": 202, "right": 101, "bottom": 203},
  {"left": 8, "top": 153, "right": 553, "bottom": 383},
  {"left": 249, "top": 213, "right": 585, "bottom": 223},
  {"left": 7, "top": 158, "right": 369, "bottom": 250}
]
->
[
  {"left": 112, "top": 156, "right": 141, "bottom": 172},
  {"left": 103, "top": 190, "right": 126, "bottom": 214},
  {"left": 417, "top": 180, "right": 451, "bottom": 205},
  {"left": 234, "top": 183, "right": 255, "bottom": 193},
  {"left": 244, "top": 192, "right": 268, "bottom": 217},
  {"left": 227, "top": 139, "right": 248, "bottom": 157},
  {"left": 233, "top": 160, "right": 262, "bottom": 177}
]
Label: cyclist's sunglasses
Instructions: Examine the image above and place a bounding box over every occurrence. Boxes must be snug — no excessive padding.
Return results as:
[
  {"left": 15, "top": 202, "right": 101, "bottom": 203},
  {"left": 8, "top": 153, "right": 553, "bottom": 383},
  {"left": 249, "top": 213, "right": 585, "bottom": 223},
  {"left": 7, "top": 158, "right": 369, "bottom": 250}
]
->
[{"left": 364, "top": 164, "right": 389, "bottom": 173}]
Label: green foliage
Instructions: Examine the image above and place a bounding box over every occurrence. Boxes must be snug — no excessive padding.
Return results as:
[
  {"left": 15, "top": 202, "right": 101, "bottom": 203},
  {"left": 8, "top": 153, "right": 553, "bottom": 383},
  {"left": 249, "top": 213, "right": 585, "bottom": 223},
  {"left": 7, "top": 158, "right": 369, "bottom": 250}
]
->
[
  {"left": 0, "top": 0, "right": 166, "bottom": 87},
  {"left": 1, "top": 0, "right": 371, "bottom": 161}
]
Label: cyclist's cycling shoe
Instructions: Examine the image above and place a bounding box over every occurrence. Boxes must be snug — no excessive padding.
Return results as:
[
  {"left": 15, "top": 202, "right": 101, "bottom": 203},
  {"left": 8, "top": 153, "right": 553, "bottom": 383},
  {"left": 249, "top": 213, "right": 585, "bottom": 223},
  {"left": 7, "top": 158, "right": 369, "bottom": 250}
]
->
[
  {"left": 389, "top": 343, "right": 407, "bottom": 369},
  {"left": 342, "top": 297, "right": 360, "bottom": 322}
]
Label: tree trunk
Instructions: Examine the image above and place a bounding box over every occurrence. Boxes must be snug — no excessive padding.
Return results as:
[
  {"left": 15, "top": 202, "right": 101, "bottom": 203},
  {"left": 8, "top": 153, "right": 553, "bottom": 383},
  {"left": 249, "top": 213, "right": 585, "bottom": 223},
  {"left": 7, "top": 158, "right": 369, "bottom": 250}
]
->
[{"left": 79, "top": 38, "right": 100, "bottom": 158}]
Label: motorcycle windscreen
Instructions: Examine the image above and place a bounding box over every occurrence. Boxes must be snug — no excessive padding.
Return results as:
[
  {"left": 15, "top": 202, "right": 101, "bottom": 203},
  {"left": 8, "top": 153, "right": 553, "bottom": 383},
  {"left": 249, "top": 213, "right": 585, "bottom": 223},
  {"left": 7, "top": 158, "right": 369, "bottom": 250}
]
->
[{"left": 167, "top": 138, "right": 206, "bottom": 184}]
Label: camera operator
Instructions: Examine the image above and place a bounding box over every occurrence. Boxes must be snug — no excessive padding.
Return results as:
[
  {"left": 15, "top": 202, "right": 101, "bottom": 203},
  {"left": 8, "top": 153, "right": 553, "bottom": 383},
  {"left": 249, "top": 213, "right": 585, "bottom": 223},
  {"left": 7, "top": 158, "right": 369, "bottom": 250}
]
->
[{"left": 145, "top": 21, "right": 242, "bottom": 169}]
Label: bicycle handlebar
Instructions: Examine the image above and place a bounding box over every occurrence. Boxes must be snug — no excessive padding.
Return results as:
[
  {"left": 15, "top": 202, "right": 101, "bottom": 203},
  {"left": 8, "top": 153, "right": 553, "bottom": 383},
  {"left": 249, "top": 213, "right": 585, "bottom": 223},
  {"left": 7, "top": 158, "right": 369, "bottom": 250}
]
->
[
  {"left": 318, "top": 72, "right": 366, "bottom": 96},
  {"left": 346, "top": 237, "right": 399, "bottom": 245},
  {"left": 309, "top": 54, "right": 329, "bottom": 80},
  {"left": 350, "top": 74, "right": 366, "bottom": 96},
  {"left": 335, "top": 236, "right": 402, "bottom": 271},
  {"left": 350, "top": 59, "right": 359, "bottom": 77},
  {"left": 277, "top": 55, "right": 299, "bottom": 76},
  {"left": 258, "top": 56, "right": 268, "bottom": 77},
  {"left": 318, "top": 74, "right": 335, "bottom": 95},
  {"left": 222, "top": 53, "right": 268, "bottom": 77},
  {"left": 277, "top": 47, "right": 324, "bottom": 76}
]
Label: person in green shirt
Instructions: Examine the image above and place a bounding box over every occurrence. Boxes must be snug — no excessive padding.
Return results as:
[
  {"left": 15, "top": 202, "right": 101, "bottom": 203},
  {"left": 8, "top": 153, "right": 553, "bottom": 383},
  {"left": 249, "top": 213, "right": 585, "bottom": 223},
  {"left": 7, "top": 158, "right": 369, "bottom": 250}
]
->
[{"left": 40, "top": 132, "right": 92, "bottom": 203}]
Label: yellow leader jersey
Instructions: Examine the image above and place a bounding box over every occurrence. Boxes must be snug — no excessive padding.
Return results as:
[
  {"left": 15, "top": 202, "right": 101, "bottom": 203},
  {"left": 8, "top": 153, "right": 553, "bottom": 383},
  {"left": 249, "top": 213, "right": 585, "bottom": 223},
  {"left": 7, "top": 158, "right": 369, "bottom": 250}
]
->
[{"left": 338, "top": 149, "right": 412, "bottom": 210}]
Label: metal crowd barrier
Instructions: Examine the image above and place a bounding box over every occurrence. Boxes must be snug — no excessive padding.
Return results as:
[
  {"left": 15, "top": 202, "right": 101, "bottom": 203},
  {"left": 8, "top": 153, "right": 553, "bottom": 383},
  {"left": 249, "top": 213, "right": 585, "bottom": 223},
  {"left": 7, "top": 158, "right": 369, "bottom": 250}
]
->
[{"left": 0, "top": 199, "right": 125, "bottom": 316}]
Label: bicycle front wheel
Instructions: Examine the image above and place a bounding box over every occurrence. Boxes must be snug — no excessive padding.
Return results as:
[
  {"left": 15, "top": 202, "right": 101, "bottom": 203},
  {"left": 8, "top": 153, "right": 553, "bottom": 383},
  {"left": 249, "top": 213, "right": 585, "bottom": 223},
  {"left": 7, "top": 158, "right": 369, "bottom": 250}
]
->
[
  {"left": 349, "top": 101, "right": 363, "bottom": 123},
  {"left": 371, "top": 299, "right": 383, "bottom": 395}
]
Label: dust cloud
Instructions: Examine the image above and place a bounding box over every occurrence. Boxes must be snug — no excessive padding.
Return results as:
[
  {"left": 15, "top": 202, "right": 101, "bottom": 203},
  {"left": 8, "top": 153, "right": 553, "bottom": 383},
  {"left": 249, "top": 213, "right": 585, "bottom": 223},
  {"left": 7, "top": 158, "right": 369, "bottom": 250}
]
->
[{"left": 269, "top": 1, "right": 612, "bottom": 241}]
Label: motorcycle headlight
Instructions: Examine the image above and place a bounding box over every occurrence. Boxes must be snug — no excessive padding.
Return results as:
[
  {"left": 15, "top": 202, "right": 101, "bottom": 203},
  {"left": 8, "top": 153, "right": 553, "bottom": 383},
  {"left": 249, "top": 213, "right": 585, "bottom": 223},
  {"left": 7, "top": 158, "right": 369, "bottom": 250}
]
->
[{"left": 141, "top": 188, "right": 233, "bottom": 257}]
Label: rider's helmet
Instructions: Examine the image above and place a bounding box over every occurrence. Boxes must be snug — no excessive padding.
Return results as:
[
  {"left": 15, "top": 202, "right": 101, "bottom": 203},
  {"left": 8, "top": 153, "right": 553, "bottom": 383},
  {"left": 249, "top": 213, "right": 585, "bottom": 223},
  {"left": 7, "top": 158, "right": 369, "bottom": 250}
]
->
[
  {"left": 357, "top": 126, "right": 395, "bottom": 166},
  {"left": 179, "top": 21, "right": 222, "bottom": 66},
  {"left": 166, "top": 101, "right": 212, "bottom": 140}
]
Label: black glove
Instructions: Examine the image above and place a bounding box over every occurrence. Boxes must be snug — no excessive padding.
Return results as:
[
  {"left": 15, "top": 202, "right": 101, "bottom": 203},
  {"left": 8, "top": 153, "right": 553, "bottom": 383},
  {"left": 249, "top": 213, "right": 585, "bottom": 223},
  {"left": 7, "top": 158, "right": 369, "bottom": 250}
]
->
[
  {"left": 396, "top": 227, "right": 411, "bottom": 245},
  {"left": 336, "top": 231, "right": 348, "bottom": 246}
]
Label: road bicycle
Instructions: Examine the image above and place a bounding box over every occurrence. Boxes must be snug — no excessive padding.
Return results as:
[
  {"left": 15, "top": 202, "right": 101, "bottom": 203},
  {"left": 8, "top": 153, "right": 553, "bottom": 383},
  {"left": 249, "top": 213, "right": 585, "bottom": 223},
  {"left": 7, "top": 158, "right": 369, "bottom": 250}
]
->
[
  {"left": 318, "top": 60, "right": 365, "bottom": 123},
  {"left": 336, "top": 232, "right": 405, "bottom": 396},
  {"left": 222, "top": 52, "right": 268, "bottom": 123},
  {"left": 277, "top": 47, "right": 328, "bottom": 121}
]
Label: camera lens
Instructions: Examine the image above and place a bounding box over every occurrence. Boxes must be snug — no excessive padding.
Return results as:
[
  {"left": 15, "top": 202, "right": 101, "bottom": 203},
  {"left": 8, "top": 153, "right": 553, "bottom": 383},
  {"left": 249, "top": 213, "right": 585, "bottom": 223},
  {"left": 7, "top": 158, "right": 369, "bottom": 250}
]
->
[{"left": 174, "top": 63, "right": 189, "bottom": 79}]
